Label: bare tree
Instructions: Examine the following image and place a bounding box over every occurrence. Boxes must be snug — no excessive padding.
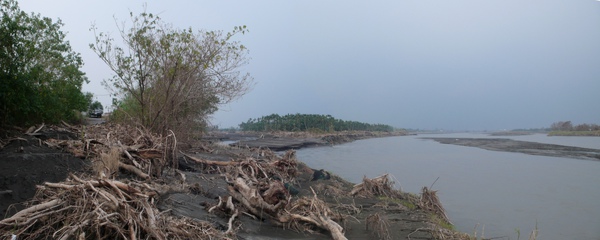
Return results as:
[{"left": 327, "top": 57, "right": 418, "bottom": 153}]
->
[{"left": 90, "top": 10, "right": 252, "bottom": 138}]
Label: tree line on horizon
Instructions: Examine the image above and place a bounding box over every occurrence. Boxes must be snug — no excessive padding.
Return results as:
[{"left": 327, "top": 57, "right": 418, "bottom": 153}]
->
[
  {"left": 238, "top": 113, "right": 395, "bottom": 132},
  {"left": 550, "top": 121, "right": 600, "bottom": 132}
]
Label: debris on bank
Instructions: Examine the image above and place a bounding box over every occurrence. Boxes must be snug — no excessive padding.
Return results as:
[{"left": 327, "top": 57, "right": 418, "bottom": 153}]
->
[{"left": 0, "top": 123, "right": 469, "bottom": 240}]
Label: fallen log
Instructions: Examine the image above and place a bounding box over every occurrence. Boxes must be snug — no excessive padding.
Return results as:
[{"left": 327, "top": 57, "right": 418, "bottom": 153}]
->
[
  {"left": 119, "top": 162, "right": 150, "bottom": 180},
  {"left": 182, "top": 152, "right": 235, "bottom": 166}
]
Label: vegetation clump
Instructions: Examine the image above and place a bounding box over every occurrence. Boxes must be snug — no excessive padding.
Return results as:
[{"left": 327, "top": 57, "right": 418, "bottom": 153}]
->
[
  {"left": 90, "top": 9, "right": 253, "bottom": 139},
  {"left": 239, "top": 113, "right": 395, "bottom": 132},
  {"left": 548, "top": 121, "right": 600, "bottom": 136},
  {"left": 0, "top": 0, "right": 90, "bottom": 126}
]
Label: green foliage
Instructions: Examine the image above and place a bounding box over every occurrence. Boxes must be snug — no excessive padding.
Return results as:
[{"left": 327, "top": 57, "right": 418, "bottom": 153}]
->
[
  {"left": 0, "top": 0, "right": 89, "bottom": 126},
  {"left": 90, "top": 8, "right": 252, "bottom": 137},
  {"left": 71, "top": 109, "right": 86, "bottom": 125},
  {"left": 83, "top": 92, "right": 94, "bottom": 109},
  {"left": 429, "top": 213, "right": 455, "bottom": 231},
  {"left": 89, "top": 101, "right": 103, "bottom": 111},
  {"left": 108, "top": 94, "right": 140, "bottom": 122},
  {"left": 239, "top": 113, "right": 394, "bottom": 132}
]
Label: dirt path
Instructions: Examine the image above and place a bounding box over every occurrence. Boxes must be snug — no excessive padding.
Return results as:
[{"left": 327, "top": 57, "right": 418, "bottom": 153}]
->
[{"left": 424, "top": 137, "right": 600, "bottom": 161}]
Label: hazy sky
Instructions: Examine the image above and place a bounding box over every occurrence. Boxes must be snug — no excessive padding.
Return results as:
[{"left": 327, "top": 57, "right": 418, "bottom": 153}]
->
[{"left": 18, "top": 0, "right": 600, "bottom": 130}]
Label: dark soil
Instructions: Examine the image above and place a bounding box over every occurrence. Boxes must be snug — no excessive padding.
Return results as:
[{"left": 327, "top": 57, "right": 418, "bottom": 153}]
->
[
  {"left": 0, "top": 132, "right": 89, "bottom": 218},
  {"left": 424, "top": 137, "right": 600, "bottom": 161}
]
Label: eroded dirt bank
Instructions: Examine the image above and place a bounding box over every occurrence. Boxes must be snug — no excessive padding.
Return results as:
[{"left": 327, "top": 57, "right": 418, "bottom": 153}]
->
[{"left": 424, "top": 137, "right": 600, "bottom": 161}]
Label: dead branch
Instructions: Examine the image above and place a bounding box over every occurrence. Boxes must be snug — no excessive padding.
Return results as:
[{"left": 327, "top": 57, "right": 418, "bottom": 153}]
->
[
  {"left": 226, "top": 209, "right": 239, "bottom": 234},
  {"left": 119, "top": 162, "right": 150, "bottom": 180},
  {"left": 278, "top": 189, "right": 347, "bottom": 240},
  {"left": 0, "top": 199, "right": 63, "bottom": 225}
]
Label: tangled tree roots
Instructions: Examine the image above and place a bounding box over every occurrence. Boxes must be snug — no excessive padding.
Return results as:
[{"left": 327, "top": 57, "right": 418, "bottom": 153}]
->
[
  {"left": 0, "top": 174, "right": 228, "bottom": 240},
  {"left": 280, "top": 189, "right": 347, "bottom": 240}
]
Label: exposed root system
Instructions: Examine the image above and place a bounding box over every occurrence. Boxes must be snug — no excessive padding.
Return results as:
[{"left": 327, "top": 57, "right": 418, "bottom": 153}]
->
[{"left": 0, "top": 174, "right": 228, "bottom": 240}]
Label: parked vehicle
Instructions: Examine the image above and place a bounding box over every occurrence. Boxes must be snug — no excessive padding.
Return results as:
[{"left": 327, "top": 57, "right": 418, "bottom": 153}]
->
[{"left": 89, "top": 108, "right": 103, "bottom": 118}]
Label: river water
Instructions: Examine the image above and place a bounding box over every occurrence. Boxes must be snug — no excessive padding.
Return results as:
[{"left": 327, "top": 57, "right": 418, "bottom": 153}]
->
[{"left": 295, "top": 133, "right": 600, "bottom": 240}]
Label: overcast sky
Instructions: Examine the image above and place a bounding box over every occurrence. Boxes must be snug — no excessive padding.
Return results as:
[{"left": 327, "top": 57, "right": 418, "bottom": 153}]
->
[{"left": 18, "top": 0, "right": 600, "bottom": 130}]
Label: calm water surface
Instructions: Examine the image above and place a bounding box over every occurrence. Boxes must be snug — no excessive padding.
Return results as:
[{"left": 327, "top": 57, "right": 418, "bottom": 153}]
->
[{"left": 295, "top": 133, "right": 600, "bottom": 240}]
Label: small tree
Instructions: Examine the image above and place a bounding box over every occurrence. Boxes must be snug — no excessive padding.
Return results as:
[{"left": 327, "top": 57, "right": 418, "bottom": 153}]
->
[
  {"left": 0, "top": 0, "right": 89, "bottom": 125},
  {"left": 90, "top": 9, "right": 252, "bottom": 138},
  {"left": 89, "top": 101, "right": 103, "bottom": 111}
]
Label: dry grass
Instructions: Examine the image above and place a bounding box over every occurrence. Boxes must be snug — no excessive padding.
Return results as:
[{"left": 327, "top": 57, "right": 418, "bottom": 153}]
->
[
  {"left": 419, "top": 186, "right": 451, "bottom": 225},
  {"left": 366, "top": 212, "right": 391, "bottom": 240},
  {"left": 351, "top": 174, "right": 401, "bottom": 198}
]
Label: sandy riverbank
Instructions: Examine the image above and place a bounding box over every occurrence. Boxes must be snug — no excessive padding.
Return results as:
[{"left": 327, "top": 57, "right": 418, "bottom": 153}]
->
[
  {"left": 204, "top": 130, "right": 409, "bottom": 151},
  {"left": 424, "top": 137, "right": 600, "bottom": 161}
]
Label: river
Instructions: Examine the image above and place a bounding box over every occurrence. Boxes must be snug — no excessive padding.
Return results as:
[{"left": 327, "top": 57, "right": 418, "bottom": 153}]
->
[{"left": 295, "top": 133, "right": 600, "bottom": 240}]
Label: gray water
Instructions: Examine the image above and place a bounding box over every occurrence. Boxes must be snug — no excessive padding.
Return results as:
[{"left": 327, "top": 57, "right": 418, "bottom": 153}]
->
[{"left": 295, "top": 133, "right": 600, "bottom": 240}]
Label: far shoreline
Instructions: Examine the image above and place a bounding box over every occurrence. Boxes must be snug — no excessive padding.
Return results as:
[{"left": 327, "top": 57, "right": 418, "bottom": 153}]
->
[
  {"left": 423, "top": 137, "right": 600, "bottom": 161},
  {"left": 204, "top": 130, "right": 409, "bottom": 151}
]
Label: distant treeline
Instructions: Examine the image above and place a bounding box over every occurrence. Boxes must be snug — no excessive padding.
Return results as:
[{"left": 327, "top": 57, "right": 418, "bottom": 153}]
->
[
  {"left": 550, "top": 121, "right": 600, "bottom": 131},
  {"left": 239, "top": 114, "right": 395, "bottom": 132}
]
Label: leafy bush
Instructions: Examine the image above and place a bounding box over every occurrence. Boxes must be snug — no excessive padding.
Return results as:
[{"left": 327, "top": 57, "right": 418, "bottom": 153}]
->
[{"left": 0, "top": 0, "right": 89, "bottom": 126}]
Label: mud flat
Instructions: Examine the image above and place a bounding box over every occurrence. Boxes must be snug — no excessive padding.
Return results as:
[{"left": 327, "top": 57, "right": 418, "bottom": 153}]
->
[{"left": 424, "top": 137, "right": 600, "bottom": 161}]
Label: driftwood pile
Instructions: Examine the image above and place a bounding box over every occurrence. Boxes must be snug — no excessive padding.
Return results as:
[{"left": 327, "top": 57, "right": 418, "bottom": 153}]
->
[
  {"left": 1, "top": 122, "right": 458, "bottom": 240},
  {"left": 1, "top": 123, "right": 350, "bottom": 239},
  {"left": 0, "top": 122, "right": 219, "bottom": 239},
  {"left": 184, "top": 149, "right": 348, "bottom": 240},
  {"left": 0, "top": 174, "right": 225, "bottom": 239},
  {"left": 350, "top": 174, "right": 398, "bottom": 198}
]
